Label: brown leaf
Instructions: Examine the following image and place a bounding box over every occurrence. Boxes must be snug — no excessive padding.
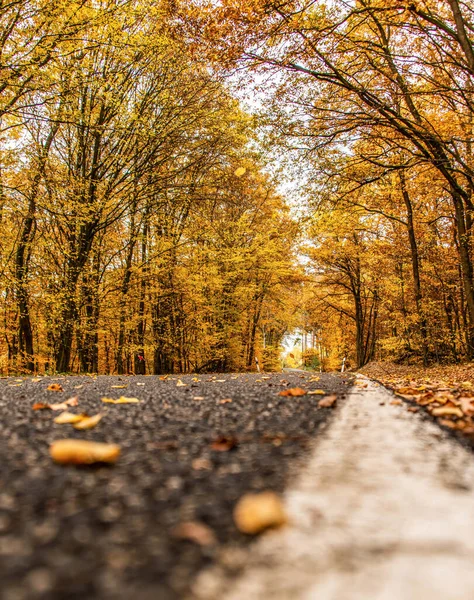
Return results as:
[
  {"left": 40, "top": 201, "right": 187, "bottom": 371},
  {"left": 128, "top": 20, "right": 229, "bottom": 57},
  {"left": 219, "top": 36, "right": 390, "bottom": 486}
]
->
[
  {"left": 318, "top": 394, "right": 337, "bottom": 408},
  {"left": 172, "top": 521, "right": 217, "bottom": 546},
  {"left": 278, "top": 387, "right": 307, "bottom": 397},
  {"left": 72, "top": 413, "right": 102, "bottom": 430},
  {"left": 47, "top": 383, "right": 63, "bottom": 392},
  {"left": 407, "top": 407, "right": 419, "bottom": 413},
  {"left": 390, "top": 399, "right": 402, "bottom": 405},
  {"left": 50, "top": 439, "right": 120, "bottom": 464},
  {"left": 211, "top": 436, "right": 238, "bottom": 451},
  {"left": 234, "top": 491, "right": 287, "bottom": 534},
  {"left": 219, "top": 398, "right": 232, "bottom": 404},
  {"left": 192, "top": 458, "right": 212, "bottom": 470}
]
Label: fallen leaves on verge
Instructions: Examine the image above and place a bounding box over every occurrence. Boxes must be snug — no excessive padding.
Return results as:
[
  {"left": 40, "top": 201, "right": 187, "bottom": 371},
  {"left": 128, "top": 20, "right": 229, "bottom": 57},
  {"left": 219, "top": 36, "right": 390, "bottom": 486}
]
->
[
  {"left": 172, "top": 521, "right": 216, "bottom": 546},
  {"left": 50, "top": 439, "right": 120, "bottom": 465},
  {"left": 234, "top": 491, "right": 287, "bottom": 534},
  {"left": 278, "top": 387, "right": 306, "bottom": 397},
  {"left": 33, "top": 397, "right": 78, "bottom": 411},
  {"left": 102, "top": 396, "right": 140, "bottom": 404},
  {"left": 361, "top": 362, "right": 474, "bottom": 436},
  {"left": 318, "top": 395, "right": 337, "bottom": 408}
]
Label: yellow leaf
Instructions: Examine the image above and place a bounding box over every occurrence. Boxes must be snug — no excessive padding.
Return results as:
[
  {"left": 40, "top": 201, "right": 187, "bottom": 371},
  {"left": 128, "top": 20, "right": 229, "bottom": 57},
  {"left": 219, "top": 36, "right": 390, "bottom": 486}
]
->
[
  {"left": 50, "top": 440, "right": 120, "bottom": 465},
  {"left": 234, "top": 492, "right": 287, "bottom": 534},
  {"left": 54, "top": 412, "right": 87, "bottom": 424},
  {"left": 176, "top": 379, "right": 187, "bottom": 387},
  {"left": 101, "top": 396, "right": 140, "bottom": 404},
  {"left": 73, "top": 413, "right": 103, "bottom": 430},
  {"left": 111, "top": 385, "right": 128, "bottom": 389},
  {"left": 234, "top": 167, "right": 246, "bottom": 177}
]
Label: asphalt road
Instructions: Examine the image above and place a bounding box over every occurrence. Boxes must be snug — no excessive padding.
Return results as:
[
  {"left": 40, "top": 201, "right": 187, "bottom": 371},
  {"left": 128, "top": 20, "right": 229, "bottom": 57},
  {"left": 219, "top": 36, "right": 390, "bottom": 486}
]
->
[{"left": 0, "top": 371, "right": 352, "bottom": 600}]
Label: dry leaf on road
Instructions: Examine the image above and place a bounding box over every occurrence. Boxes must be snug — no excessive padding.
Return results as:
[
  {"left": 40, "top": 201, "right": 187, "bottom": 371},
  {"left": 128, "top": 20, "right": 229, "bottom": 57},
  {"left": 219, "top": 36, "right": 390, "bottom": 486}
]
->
[
  {"left": 171, "top": 521, "right": 217, "bottom": 546},
  {"left": 73, "top": 413, "right": 103, "bottom": 430},
  {"left": 102, "top": 396, "right": 140, "bottom": 404},
  {"left": 50, "top": 439, "right": 120, "bottom": 465},
  {"left": 278, "top": 387, "right": 306, "bottom": 397},
  {"left": 47, "top": 383, "right": 63, "bottom": 392},
  {"left": 234, "top": 491, "right": 287, "bottom": 534},
  {"left": 318, "top": 395, "right": 337, "bottom": 408},
  {"left": 54, "top": 412, "right": 88, "bottom": 424},
  {"left": 211, "top": 436, "right": 238, "bottom": 451}
]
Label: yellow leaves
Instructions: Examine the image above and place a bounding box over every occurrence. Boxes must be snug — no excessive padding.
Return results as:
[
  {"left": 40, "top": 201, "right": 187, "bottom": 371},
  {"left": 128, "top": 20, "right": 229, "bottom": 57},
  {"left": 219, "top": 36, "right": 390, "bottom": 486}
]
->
[
  {"left": 431, "top": 406, "right": 463, "bottom": 418},
  {"left": 50, "top": 440, "right": 120, "bottom": 465},
  {"left": 54, "top": 412, "right": 87, "bottom": 424},
  {"left": 101, "top": 396, "right": 140, "bottom": 404},
  {"left": 278, "top": 387, "right": 306, "bottom": 397},
  {"left": 72, "top": 413, "right": 103, "bottom": 430},
  {"left": 234, "top": 492, "right": 287, "bottom": 535},
  {"left": 234, "top": 167, "right": 246, "bottom": 177}
]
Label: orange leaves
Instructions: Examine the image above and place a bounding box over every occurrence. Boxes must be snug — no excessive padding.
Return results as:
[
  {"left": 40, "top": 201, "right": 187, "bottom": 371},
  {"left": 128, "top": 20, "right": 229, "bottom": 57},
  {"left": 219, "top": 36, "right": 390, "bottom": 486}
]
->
[
  {"left": 33, "top": 397, "right": 78, "bottom": 411},
  {"left": 278, "top": 387, "right": 306, "bottom": 397},
  {"left": 47, "top": 383, "right": 63, "bottom": 392},
  {"left": 233, "top": 492, "right": 287, "bottom": 535},
  {"left": 50, "top": 440, "right": 120, "bottom": 465}
]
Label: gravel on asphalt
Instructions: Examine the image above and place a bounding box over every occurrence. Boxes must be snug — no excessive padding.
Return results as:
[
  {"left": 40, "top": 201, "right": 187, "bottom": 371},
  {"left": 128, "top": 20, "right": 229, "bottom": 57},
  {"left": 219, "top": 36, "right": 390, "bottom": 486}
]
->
[{"left": 0, "top": 371, "right": 353, "bottom": 600}]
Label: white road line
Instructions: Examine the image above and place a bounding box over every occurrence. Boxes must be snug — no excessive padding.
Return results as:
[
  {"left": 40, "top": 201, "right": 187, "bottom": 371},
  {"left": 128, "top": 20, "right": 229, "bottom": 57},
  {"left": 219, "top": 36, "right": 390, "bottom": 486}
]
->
[{"left": 192, "top": 377, "right": 474, "bottom": 600}]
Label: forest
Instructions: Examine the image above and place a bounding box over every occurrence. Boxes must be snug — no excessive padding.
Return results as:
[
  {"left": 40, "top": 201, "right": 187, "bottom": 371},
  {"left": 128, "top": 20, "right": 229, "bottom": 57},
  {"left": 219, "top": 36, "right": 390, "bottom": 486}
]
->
[{"left": 2, "top": 0, "right": 474, "bottom": 374}]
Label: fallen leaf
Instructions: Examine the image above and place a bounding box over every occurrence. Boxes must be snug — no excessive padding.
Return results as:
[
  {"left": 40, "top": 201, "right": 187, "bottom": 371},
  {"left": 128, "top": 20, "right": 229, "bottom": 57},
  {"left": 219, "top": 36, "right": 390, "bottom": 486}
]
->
[
  {"left": 101, "top": 396, "right": 140, "bottom": 404},
  {"left": 176, "top": 379, "right": 187, "bottom": 387},
  {"left": 431, "top": 406, "right": 463, "bottom": 418},
  {"left": 390, "top": 399, "right": 402, "bottom": 405},
  {"left": 74, "top": 385, "right": 83, "bottom": 389},
  {"left": 54, "top": 412, "right": 88, "bottom": 424},
  {"left": 172, "top": 521, "right": 217, "bottom": 546},
  {"left": 318, "top": 394, "right": 337, "bottom": 408},
  {"left": 192, "top": 458, "right": 212, "bottom": 470},
  {"left": 215, "top": 379, "right": 226, "bottom": 383},
  {"left": 50, "top": 439, "right": 120, "bottom": 465},
  {"left": 211, "top": 436, "right": 238, "bottom": 451},
  {"left": 307, "top": 389, "right": 326, "bottom": 395},
  {"left": 460, "top": 397, "right": 474, "bottom": 415},
  {"left": 136, "top": 382, "right": 145, "bottom": 386},
  {"left": 33, "top": 402, "right": 50, "bottom": 410},
  {"left": 47, "top": 384, "right": 63, "bottom": 392},
  {"left": 73, "top": 413, "right": 102, "bottom": 430},
  {"left": 111, "top": 385, "right": 127, "bottom": 389},
  {"left": 159, "top": 375, "right": 169, "bottom": 381},
  {"left": 31, "top": 378, "right": 42, "bottom": 382},
  {"left": 234, "top": 491, "right": 287, "bottom": 534},
  {"left": 407, "top": 407, "right": 419, "bottom": 413},
  {"left": 193, "top": 396, "right": 205, "bottom": 401},
  {"left": 278, "top": 387, "right": 306, "bottom": 397},
  {"left": 219, "top": 398, "right": 232, "bottom": 404}
]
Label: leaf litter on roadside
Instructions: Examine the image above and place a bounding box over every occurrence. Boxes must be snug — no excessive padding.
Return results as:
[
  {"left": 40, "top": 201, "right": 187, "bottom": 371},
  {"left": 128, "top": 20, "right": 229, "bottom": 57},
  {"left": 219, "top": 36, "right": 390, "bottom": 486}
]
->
[
  {"left": 33, "top": 396, "right": 79, "bottom": 411},
  {"left": 278, "top": 387, "right": 306, "bottom": 397}
]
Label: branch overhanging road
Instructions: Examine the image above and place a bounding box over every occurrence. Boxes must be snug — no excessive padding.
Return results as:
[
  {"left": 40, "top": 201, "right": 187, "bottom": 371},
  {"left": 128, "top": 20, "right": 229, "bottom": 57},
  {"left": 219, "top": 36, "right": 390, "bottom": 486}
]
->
[{"left": 1, "top": 372, "right": 474, "bottom": 600}]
